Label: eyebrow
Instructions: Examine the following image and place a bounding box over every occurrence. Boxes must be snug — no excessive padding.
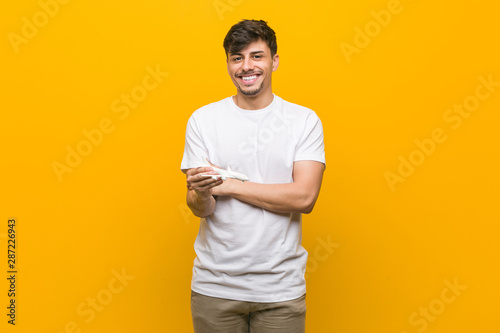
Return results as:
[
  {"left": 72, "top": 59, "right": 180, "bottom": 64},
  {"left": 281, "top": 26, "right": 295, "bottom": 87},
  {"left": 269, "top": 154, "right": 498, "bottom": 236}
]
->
[{"left": 230, "top": 50, "right": 265, "bottom": 56}]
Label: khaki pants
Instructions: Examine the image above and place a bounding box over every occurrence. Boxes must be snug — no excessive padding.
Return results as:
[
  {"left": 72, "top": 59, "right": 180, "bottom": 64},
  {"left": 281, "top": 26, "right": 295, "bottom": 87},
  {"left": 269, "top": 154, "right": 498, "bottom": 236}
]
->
[{"left": 191, "top": 290, "right": 306, "bottom": 333}]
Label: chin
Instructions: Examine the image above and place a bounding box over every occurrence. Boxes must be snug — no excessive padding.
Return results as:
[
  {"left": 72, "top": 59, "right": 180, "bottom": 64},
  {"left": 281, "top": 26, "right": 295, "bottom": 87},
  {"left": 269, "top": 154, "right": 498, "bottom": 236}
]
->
[{"left": 239, "top": 83, "right": 264, "bottom": 96}]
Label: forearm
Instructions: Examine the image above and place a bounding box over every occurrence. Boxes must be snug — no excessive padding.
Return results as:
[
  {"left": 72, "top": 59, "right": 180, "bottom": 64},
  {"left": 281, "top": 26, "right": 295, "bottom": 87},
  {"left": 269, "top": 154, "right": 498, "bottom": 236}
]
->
[
  {"left": 212, "top": 160, "right": 325, "bottom": 214},
  {"left": 227, "top": 181, "right": 318, "bottom": 214},
  {"left": 187, "top": 189, "right": 216, "bottom": 218},
  {"left": 184, "top": 166, "right": 222, "bottom": 218}
]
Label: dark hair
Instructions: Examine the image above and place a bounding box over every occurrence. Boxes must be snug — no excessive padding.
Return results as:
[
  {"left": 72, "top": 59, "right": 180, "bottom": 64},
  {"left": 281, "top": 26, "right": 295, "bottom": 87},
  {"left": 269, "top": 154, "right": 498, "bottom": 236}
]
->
[{"left": 223, "top": 20, "right": 277, "bottom": 58}]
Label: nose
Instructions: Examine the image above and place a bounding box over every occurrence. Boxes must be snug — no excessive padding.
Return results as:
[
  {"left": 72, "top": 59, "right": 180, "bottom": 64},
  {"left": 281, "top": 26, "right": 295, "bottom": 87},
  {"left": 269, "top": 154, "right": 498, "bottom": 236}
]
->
[{"left": 242, "top": 57, "right": 254, "bottom": 72}]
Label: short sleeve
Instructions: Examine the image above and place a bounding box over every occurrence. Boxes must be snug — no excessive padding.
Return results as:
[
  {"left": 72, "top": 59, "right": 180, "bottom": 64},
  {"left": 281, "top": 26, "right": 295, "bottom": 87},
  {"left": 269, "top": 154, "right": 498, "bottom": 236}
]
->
[
  {"left": 180, "top": 114, "right": 208, "bottom": 172},
  {"left": 294, "top": 112, "right": 325, "bottom": 164}
]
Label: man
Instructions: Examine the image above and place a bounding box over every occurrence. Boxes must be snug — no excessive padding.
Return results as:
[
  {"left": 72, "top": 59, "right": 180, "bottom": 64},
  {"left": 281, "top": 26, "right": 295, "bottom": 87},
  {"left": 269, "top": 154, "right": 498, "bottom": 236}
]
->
[{"left": 181, "top": 19, "right": 325, "bottom": 333}]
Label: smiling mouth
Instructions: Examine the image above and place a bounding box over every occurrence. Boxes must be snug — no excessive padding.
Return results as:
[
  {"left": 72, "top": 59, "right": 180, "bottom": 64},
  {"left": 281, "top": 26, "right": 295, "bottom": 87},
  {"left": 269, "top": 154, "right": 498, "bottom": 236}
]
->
[
  {"left": 237, "top": 72, "right": 262, "bottom": 84},
  {"left": 242, "top": 75, "right": 258, "bottom": 81}
]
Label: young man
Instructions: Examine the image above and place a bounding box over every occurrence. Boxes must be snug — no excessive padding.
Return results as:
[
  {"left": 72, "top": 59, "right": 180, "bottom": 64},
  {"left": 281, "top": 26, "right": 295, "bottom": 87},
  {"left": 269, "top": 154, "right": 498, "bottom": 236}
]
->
[{"left": 181, "top": 19, "right": 325, "bottom": 333}]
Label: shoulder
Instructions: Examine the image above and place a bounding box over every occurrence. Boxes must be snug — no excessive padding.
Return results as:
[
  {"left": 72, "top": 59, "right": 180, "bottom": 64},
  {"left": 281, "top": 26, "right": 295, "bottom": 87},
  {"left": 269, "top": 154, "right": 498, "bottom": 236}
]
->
[
  {"left": 276, "top": 96, "right": 322, "bottom": 122},
  {"left": 190, "top": 96, "right": 232, "bottom": 119}
]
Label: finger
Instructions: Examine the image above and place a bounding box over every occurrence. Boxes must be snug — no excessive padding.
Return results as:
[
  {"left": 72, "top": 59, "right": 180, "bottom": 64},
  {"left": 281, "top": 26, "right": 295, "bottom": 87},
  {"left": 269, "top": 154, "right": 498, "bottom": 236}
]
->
[
  {"left": 198, "top": 166, "right": 213, "bottom": 174},
  {"left": 197, "top": 173, "right": 221, "bottom": 182},
  {"left": 186, "top": 166, "right": 213, "bottom": 177},
  {"left": 188, "top": 175, "right": 220, "bottom": 189},
  {"left": 186, "top": 171, "right": 213, "bottom": 183},
  {"left": 206, "top": 179, "right": 223, "bottom": 188},
  {"left": 193, "top": 177, "right": 223, "bottom": 190}
]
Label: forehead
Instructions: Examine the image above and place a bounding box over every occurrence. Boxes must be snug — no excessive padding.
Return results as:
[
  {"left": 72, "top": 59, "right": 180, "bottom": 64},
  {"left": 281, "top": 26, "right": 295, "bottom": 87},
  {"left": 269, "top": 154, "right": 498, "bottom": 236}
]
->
[{"left": 229, "top": 39, "right": 270, "bottom": 55}]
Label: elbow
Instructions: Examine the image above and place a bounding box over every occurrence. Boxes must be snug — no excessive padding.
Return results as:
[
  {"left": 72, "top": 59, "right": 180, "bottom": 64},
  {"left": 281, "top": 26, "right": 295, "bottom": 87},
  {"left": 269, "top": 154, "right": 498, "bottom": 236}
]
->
[
  {"left": 186, "top": 191, "right": 216, "bottom": 218},
  {"left": 195, "top": 206, "right": 215, "bottom": 218},
  {"left": 301, "top": 203, "right": 315, "bottom": 214},
  {"left": 188, "top": 202, "right": 214, "bottom": 218},
  {"left": 300, "top": 186, "right": 323, "bottom": 214},
  {"left": 302, "top": 207, "right": 313, "bottom": 214},
  {"left": 298, "top": 196, "right": 318, "bottom": 214},
  {"left": 186, "top": 201, "right": 213, "bottom": 218},
  {"left": 192, "top": 209, "right": 208, "bottom": 218}
]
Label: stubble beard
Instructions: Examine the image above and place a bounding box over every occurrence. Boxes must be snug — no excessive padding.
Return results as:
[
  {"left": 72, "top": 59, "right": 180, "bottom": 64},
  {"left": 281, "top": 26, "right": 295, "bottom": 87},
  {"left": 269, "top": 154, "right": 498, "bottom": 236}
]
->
[{"left": 238, "top": 82, "right": 264, "bottom": 96}]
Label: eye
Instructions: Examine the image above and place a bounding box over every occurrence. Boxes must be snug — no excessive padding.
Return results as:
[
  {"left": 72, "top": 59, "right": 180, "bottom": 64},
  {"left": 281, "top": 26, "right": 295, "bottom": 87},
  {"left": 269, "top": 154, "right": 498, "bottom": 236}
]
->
[
  {"left": 253, "top": 55, "right": 262, "bottom": 59},
  {"left": 232, "top": 56, "right": 242, "bottom": 61}
]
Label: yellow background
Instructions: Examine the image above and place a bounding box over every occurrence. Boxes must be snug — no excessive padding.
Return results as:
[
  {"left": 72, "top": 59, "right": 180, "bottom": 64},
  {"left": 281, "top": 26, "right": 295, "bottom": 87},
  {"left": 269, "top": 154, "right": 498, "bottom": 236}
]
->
[{"left": 1, "top": 0, "right": 499, "bottom": 332}]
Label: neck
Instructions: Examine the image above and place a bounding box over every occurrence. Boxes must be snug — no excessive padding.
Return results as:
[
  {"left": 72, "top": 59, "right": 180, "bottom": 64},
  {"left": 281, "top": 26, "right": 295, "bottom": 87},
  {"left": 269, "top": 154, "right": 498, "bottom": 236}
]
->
[{"left": 233, "top": 89, "right": 274, "bottom": 110}]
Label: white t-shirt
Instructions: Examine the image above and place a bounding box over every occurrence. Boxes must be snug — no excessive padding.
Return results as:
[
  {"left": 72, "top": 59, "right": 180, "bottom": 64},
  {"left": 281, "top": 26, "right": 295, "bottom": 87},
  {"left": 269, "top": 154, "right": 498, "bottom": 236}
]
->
[{"left": 181, "top": 94, "right": 325, "bottom": 303}]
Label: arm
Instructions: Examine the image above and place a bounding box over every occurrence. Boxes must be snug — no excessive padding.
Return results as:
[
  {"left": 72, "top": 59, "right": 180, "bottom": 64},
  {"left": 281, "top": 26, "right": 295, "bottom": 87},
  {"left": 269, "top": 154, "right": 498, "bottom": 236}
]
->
[
  {"left": 212, "top": 160, "right": 325, "bottom": 214},
  {"left": 185, "top": 166, "right": 223, "bottom": 218}
]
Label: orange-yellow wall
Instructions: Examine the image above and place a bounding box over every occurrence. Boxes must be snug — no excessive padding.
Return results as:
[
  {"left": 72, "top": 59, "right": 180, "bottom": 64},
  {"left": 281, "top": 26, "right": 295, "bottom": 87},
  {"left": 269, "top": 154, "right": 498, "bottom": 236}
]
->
[{"left": 1, "top": 0, "right": 499, "bottom": 332}]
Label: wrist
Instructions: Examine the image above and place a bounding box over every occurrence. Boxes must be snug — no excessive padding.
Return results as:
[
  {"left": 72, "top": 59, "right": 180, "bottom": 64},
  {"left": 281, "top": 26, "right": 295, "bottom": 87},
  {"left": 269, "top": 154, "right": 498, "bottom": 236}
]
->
[
  {"left": 195, "top": 189, "right": 214, "bottom": 202},
  {"left": 226, "top": 179, "right": 242, "bottom": 197}
]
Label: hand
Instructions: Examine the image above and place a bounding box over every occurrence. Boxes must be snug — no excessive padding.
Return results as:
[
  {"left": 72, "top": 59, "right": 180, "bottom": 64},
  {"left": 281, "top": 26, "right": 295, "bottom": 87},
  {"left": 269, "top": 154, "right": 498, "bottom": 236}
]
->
[
  {"left": 210, "top": 177, "right": 236, "bottom": 197},
  {"left": 205, "top": 159, "right": 236, "bottom": 197},
  {"left": 186, "top": 167, "right": 223, "bottom": 197}
]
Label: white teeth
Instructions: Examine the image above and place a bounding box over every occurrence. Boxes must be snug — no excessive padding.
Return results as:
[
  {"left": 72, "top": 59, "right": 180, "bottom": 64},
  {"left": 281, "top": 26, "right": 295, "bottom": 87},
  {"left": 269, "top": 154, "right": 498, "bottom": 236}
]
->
[{"left": 242, "top": 75, "right": 257, "bottom": 81}]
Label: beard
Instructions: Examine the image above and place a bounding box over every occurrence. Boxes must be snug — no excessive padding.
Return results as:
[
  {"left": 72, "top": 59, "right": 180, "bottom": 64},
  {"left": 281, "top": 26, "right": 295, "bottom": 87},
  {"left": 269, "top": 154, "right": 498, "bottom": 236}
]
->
[
  {"left": 233, "top": 70, "right": 265, "bottom": 96},
  {"left": 238, "top": 82, "right": 264, "bottom": 96}
]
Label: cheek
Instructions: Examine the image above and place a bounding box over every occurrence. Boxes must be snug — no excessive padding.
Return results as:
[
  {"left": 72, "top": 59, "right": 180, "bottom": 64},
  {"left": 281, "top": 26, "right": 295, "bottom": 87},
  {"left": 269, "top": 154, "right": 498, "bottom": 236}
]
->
[{"left": 228, "top": 66, "right": 237, "bottom": 77}]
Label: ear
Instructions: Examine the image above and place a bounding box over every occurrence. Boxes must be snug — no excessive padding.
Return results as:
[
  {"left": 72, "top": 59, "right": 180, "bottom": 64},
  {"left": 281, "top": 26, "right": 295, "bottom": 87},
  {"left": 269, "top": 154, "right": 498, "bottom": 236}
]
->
[{"left": 272, "top": 54, "right": 280, "bottom": 72}]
